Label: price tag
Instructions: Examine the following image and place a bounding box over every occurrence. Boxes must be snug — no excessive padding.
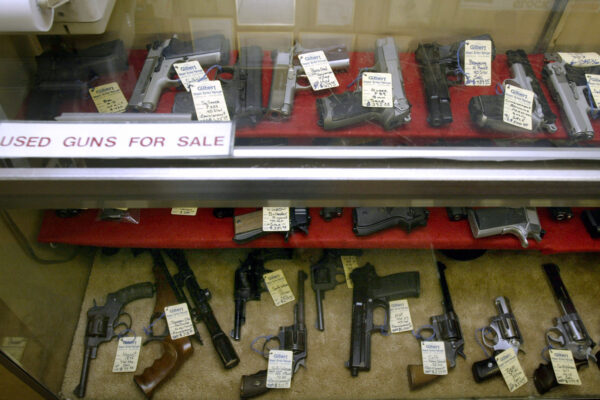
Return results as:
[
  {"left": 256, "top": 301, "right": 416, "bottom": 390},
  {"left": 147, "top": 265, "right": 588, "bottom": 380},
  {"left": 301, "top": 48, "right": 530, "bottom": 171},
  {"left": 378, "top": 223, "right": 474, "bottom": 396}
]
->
[
  {"left": 298, "top": 50, "right": 339, "bottom": 91},
  {"left": 190, "top": 81, "right": 230, "bottom": 122},
  {"left": 89, "top": 82, "right": 128, "bottom": 113},
  {"left": 558, "top": 52, "right": 600, "bottom": 67},
  {"left": 549, "top": 349, "right": 582, "bottom": 385},
  {"left": 503, "top": 84, "right": 534, "bottom": 130},
  {"left": 389, "top": 299, "right": 413, "bottom": 333},
  {"left": 266, "top": 350, "right": 293, "bottom": 389},
  {"left": 495, "top": 348, "right": 527, "bottom": 392},
  {"left": 263, "top": 207, "right": 290, "bottom": 232},
  {"left": 263, "top": 270, "right": 295, "bottom": 306},
  {"left": 173, "top": 61, "right": 207, "bottom": 91},
  {"left": 421, "top": 341, "right": 448, "bottom": 375},
  {"left": 112, "top": 336, "right": 141, "bottom": 373},
  {"left": 586, "top": 74, "right": 600, "bottom": 108},
  {"left": 362, "top": 72, "right": 393, "bottom": 108},
  {"left": 464, "top": 40, "right": 492, "bottom": 86},
  {"left": 171, "top": 207, "right": 198, "bottom": 216},
  {"left": 164, "top": 303, "right": 195, "bottom": 340},
  {"left": 340, "top": 255, "right": 359, "bottom": 288}
]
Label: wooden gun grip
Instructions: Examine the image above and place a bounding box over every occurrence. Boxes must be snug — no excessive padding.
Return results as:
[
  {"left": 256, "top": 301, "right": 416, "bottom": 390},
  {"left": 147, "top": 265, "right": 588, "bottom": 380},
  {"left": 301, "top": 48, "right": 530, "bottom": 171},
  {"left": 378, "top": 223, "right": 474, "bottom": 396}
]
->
[
  {"left": 407, "top": 364, "right": 444, "bottom": 390},
  {"left": 133, "top": 337, "right": 193, "bottom": 398}
]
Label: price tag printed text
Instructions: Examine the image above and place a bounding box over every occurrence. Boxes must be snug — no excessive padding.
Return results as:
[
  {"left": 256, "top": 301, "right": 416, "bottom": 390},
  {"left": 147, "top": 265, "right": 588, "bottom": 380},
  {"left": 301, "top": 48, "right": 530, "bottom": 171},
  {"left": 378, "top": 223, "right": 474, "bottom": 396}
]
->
[
  {"left": 586, "top": 74, "right": 600, "bottom": 108},
  {"left": 340, "top": 255, "right": 359, "bottom": 288},
  {"left": 362, "top": 72, "right": 393, "bottom": 108},
  {"left": 558, "top": 52, "right": 600, "bottom": 67},
  {"left": 112, "top": 337, "right": 142, "bottom": 373},
  {"left": 421, "top": 341, "right": 448, "bottom": 375},
  {"left": 171, "top": 208, "right": 198, "bottom": 216},
  {"left": 263, "top": 207, "right": 290, "bottom": 232},
  {"left": 298, "top": 51, "right": 339, "bottom": 91},
  {"left": 389, "top": 299, "right": 413, "bottom": 333},
  {"left": 165, "top": 303, "right": 195, "bottom": 340},
  {"left": 89, "top": 82, "right": 128, "bottom": 113},
  {"left": 266, "top": 350, "right": 293, "bottom": 388},
  {"left": 495, "top": 348, "right": 527, "bottom": 392},
  {"left": 190, "top": 81, "right": 230, "bottom": 122},
  {"left": 173, "top": 61, "right": 207, "bottom": 91},
  {"left": 464, "top": 40, "right": 492, "bottom": 86},
  {"left": 503, "top": 84, "right": 534, "bottom": 130},
  {"left": 549, "top": 349, "right": 582, "bottom": 385},
  {"left": 263, "top": 270, "right": 295, "bottom": 306}
]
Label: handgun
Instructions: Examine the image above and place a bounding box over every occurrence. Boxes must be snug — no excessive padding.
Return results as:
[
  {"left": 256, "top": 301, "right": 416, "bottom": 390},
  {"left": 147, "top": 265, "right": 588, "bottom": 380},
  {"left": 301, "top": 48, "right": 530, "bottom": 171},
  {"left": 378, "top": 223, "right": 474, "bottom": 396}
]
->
[
  {"left": 266, "top": 44, "right": 349, "bottom": 120},
  {"left": 320, "top": 207, "right": 343, "bottom": 221},
  {"left": 352, "top": 207, "right": 429, "bottom": 236},
  {"left": 347, "top": 263, "right": 420, "bottom": 376},
  {"left": 409, "top": 262, "right": 464, "bottom": 390},
  {"left": 469, "top": 49, "right": 557, "bottom": 133},
  {"left": 233, "top": 208, "right": 311, "bottom": 244},
  {"left": 316, "top": 37, "right": 411, "bottom": 130},
  {"left": 468, "top": 207, "right": 544, "bottom": 248},
  {"left": 128, "top": 35, "right": 230, "bottom": 112},
  {"left": 26, "top": 40, "right": 129, "bottom": 120},
  {"left": 533, "top": 263, "right": 597, "bottom": 394},
  {"left": 472, "top": 296, "right": 524, "bottom": 383},
  {"left": 240, "top": 270, "right": 307, "bottom": 398},
  {"left": 581, "top": 209, "right": 600, "bottom": 238},
  {"left": 415, "top": 34, "right": 495, "bottom": 127},
  {"left": 542, "top": 54, "right": 600, "bottom": 139}
]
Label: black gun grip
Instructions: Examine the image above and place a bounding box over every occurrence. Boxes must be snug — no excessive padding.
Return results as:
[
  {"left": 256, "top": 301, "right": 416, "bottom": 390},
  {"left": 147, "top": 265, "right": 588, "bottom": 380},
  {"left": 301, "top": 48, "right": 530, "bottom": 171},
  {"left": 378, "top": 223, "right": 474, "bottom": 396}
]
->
[
  {"left": 112, "top": 282, "right": 155, "bottom": 305},
  {"left": 472, "top": 356, "right": 500, "bottom": 382},
  {"left": 469, "top": 95, "right": 503, "bottom": 126},
  {"left": 533, "top": 362, "right": 558, "bottom": 394},
  {"left": 317, "top": 92, "right": 377, "bottom": 130},
  {"left": 241, "top": 369, "right": 269, "bottom": 398}
]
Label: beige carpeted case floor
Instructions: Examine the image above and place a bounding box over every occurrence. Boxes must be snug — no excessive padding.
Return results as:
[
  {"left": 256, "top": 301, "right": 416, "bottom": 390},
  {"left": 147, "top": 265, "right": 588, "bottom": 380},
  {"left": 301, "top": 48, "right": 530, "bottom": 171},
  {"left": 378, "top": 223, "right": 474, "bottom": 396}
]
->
[{"left": 60, "top": 249, "right": 600, "bottom": 400}]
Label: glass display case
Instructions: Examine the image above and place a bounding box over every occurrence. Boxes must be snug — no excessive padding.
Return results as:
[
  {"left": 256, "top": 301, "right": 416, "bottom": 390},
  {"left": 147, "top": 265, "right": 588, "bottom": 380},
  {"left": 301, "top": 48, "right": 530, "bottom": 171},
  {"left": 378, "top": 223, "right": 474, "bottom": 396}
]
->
[{"left": 0, "top": 1, "right": 599, "bottom": 399}]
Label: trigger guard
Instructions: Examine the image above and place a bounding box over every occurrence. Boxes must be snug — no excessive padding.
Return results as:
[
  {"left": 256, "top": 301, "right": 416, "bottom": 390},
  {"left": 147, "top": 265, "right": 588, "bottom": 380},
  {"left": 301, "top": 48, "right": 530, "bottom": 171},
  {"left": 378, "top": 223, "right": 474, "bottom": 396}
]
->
[
  {"left": 114, "top": 312, "right": 132, "bottom": 331},
  {"left": 481, "top": 326, "right": 498, "bottom": 349},
  {"left": 546, "top": 328, "right": 565, "bottom": 347},
  {"left": 262, "top": 336, "right": 280, "bottom": 358}
]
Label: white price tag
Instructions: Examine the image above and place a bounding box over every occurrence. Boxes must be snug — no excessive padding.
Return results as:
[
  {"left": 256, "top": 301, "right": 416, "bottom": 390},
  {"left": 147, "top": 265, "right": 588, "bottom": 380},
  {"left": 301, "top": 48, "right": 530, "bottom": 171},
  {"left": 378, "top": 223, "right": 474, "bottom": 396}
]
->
[
  {"left": 263, "top": 269, "right": 295, "bottom": 306},
  {"left": 421, "top": 341, "right": 448, "bottom": 375},
  {"left": 503, "top": 84, "right": 534, "bottom": 130},
  {"left": 89, "top": 82, "right": 128, "bottom": 113},
  {"left": 389, "top": 299, "right": 413, "bottom": 333},
  {"left": 495, "top": 348, "right": 527, "bottom": 392},
  {"left": 464, "top": 40, "right": 492, "bottom": 86},
  {"left": 266, "top": 350, "right": 293, "bottom": 389},
  {"left": 190, "top": 81, "right": 230, "bottom": 122},
  {"left": 263, "top": 207, "right": 290, "bottom": 232},
  {"left": 164, "top": 303, "right": 195, "bottom": 340},
  {"left": 549, "top": 349, "right": 582, "bottom": 385},
  {"left": 298, "top": 50, "right": 339, "bottom": 91},
  {"left": 340, "top": 255, "right": 359, "bottom": 288},
  {"left": 173, "top": 61, "right": 207, "bottom": 91},
  {"left": 112, "top": 337, "right": 142, "bottom": 373},
  {"left": 558, "top": 52, "right": 600, "bottom": 67},
  {"left": 362, "top": 72, "right": 393, "bottom": 108},
  {"left": 171, "top": 207, "right": 198, "bottom": 216},
  {"left": 585, "top": 74, "right": 600, "bottom": 108}
]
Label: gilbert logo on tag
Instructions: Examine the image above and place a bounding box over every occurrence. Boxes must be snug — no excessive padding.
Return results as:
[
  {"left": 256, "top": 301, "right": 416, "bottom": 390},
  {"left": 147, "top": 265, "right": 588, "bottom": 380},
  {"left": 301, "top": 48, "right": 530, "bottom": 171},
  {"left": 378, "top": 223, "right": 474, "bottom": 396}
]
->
[
  {"left": 585, "top": 74, "right": 600, "bottom": 108},
  {"left": 421, "top": 341, "right": 448, "bottom": 375},
  {"left": 503, "top": 84, "right": 534, "bottom": 130},
  {"left": 164, "top": 303, "right": 195, "bottom": 340},
  {"left": 263, "top": 207, "right": 290, "bottom": 232},
  {"left": 266, "top": 350, "right": 293, "bottom": 389},
  {"left": 558, "top": 52, "right": 600, "bottom": 67},
  {"left": 263, "top": 270, "right": 295, "bottom": 306},
  {"left": 112, "top": 336, "right": 142, "bottom": 373},
  {"left": 190, "top": 81, "right": 230, "bottom": 122},
  {"left": 464, "top": 40, "right": 492, "bottom": 86},
  {"left": 362, "top": 72, "right": 393, "bottom": 108},
  {"left": 173, "top": 61, "right": 207, "bottom": 91},
  {"left": 340, "top": 256, "right": 359, "bottom": 288},
  {"left": 298, "top": 51, "right": 339, "bottom": 91},
  {"left": 549, "top": 349, "right": 582, "bottom": 385},
  {"left": 389, "top": 299, "right": 413, "bottom": 333},
  {"left": 89, "top": 82, "right": 128, "bottom": 113},
  {"left": 171, "top": 208, "right": 198, "bottom": 216},
  {"left": 495, "top": 348, "right": 527, "bottom": 392}
]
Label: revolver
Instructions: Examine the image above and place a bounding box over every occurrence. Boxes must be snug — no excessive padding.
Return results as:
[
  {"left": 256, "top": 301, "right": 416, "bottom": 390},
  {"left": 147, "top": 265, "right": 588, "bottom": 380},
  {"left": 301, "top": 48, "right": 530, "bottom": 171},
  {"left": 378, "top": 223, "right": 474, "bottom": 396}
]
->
[
  {"left": 74, "top": 282, "right": 155, "bottom": 398},
  {"left": 128, "top": 35, "right": 230, "bottom": 112},
  {"left": 233, "top": 208, "right": 311, "bottom": 244},
  {"left": 409, "top": 262, "right": 465, "bottom": 390},
  {"left": 353, "top": 207, "right": 429, "bottom": 236},
  {"left": 469, "top": 49, "right": 557, "bottom": 133},
  {"left": 347, "top": 263, "right": 420, "bottom": 376},
  {"left": 472, "top": 296, "right": 524, "bottom": 383},
  {"left": 316, "top": 36, "right": 411, "bottom": 130},
  {"left": 468, "top": 207, "right": 543, "bottom": 248},
  {"left": 415, "top": 34, "right": 495, "bottom": 127},
  {"left": 240, "top": 271, "right": 307, "bottom": 398},
  {"left": 266, "top": 44, "right": 350, "bottom": 120},
  {"left": 542, "top": 54, "right": 600, "bottom": 139},
  {"left": 533, "top": 263, "right": 597, "bottom": 394}
]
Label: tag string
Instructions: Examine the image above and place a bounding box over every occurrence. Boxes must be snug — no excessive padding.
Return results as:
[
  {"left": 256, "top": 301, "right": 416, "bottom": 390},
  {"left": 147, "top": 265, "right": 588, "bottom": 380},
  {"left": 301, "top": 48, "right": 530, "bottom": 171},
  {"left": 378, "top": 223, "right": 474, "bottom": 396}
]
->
[{"left": 250, "top": 334, "right": 276, "bottom": 358}]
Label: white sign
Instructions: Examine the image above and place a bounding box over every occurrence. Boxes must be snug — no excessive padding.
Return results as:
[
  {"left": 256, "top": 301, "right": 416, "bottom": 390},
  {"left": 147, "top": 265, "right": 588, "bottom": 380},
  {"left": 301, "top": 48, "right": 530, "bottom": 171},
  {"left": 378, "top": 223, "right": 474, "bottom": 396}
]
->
[
  {"left": 586, "top": 74, "right": 600, "bottom": 108},
  {"left": 263, "top": 207, "right": 290, "bottom": 232},
  {"left": 171, "top": 208, "right": 198, "bottom": 216},
  {"left": 464, "top": 40, "right": 492, "bottom": 86},
  {"left": 298, "top": 50, "right": 339, "bottom": 91},
  {"left": 263, "top": 270, "right": 295, "bottom": 307},
  {"left": 173, "top": 61, "right": 207, "bottom": 91},
  {"left": 112, "top": 336, "right": 142, "bottom": 373},
  {"left": 362, "top": 72, "right": 393, "bottom": 108},
  {"left": 549, "top": 349, "right": 582, "bottom": 385},
  {"left": 558, "top": 52, "right": 600, "bottom": 67},
  {"left": 495, "top": 348, "right": 527, "bottom": 392},
  {"left": 165, "top": 303, "right": 195, "bottom": 340},
  {"left": 389, "top": 299, "right": 413, "bottom": 333},
  {"left": 0, "top": 122, "right": 233, "bottom": 158},
  {"left": 266, "top": 350, "right": 293, "bottom": 389},
  {"left": 340, "top": 255, "right": 359, "bottom": 288},
  {"left": 190, "top": 81, "right": 231, "bottom": 122},
  {"left": 421, "top": 341, "right": 448, "bottom": 375},
  {"left": 503, "top": 84, "right": 534, "bottom": 130}
]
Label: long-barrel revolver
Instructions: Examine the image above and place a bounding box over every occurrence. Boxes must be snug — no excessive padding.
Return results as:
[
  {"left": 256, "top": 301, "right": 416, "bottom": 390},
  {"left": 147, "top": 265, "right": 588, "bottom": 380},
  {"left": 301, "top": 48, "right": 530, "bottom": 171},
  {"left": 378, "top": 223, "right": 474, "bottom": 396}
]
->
[
  {"left": 346, "top": 263, "right": 420, "bottom": 376},
  {"left": 240, "top": 270, "right": 307, "bottom": 398},
  {"left": 316, "top": 36, "right": 411, "bottom": 130},
  {"left": 533, "top": 263, "right": 597, "bottom": 394},
  {"left": 128, "top": 35, "right": 230, "bottom": 112},
  {"left": 409, "top": 262, "right": 465, "bottom": 390},
  {"left": 472, "top": 296, "right": 524, "bottom": 383},
  {"left": 469, "top": 49, "right": 557, "bottom": 133}
]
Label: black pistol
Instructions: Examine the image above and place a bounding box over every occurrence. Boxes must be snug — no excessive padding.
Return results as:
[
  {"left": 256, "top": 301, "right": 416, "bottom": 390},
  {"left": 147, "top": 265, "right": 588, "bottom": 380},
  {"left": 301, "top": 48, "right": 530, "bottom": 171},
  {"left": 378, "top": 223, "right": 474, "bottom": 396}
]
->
[{"left": 353, "top": 207, "right": 429, "bottom": 236}]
